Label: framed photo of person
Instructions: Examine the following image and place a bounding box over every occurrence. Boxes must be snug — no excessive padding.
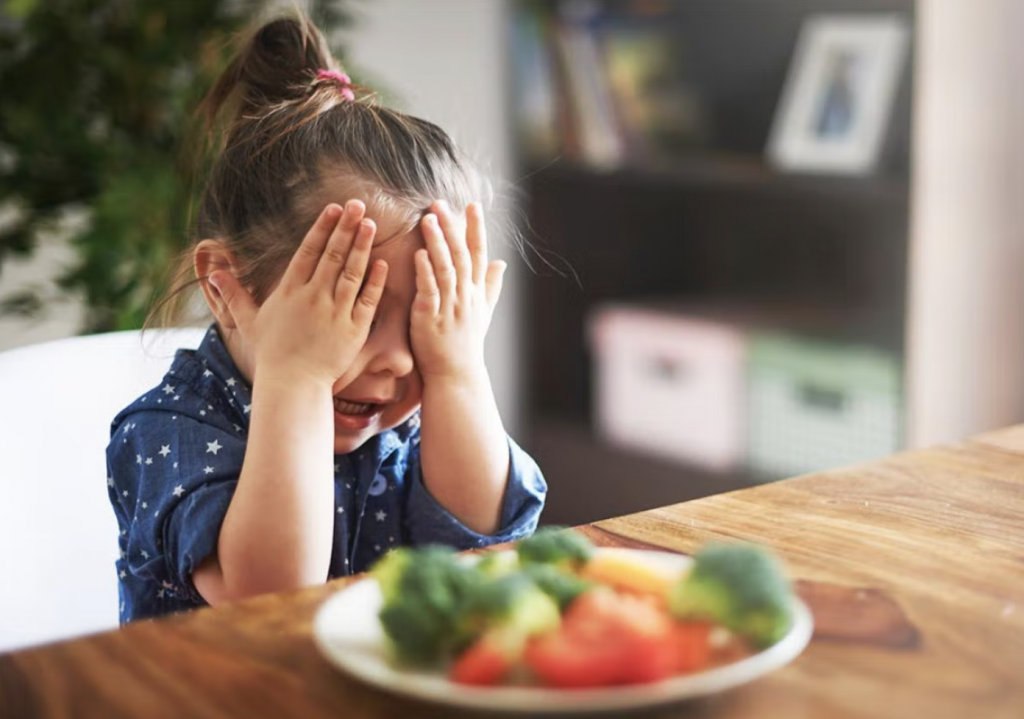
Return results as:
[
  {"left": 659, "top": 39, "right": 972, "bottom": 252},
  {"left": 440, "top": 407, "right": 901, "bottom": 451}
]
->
[{"left": 767, "top": 15, "right": 909, "bottom": 175}]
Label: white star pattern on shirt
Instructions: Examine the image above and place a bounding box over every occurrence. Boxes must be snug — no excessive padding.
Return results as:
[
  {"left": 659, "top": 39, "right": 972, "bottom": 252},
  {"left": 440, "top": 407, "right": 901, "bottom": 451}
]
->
[
  {"left": 173, "top": 395, "right": 180, "bottom": 401},
  {"left": 203, "top": 369, "right": 213, "bottom": 378},
  {"left": 120, "top": 570, "right": 126, "bottom": 579},
  {"left": 109, "top": 339, "right": 539, "bottom": 617},
  {"left": 145, "top": 457, "right": 153, "bottom": 465},
  {"left": 136, "top": 454, "right": 142, "bottom": 465},
  {"left": 107, "top": 476, "right": 114, "bottom": 487},
  {"left": 157, "top": 589, "right": 165, "bottom": 599},
  {"left": 122, "top": 490, "right": 129, "bottom": 497},
  {"left": 162, "top": 384, "right": 175, "bottom": 395},
  {"left": 140, "top": 550, "right": 149, "bottom": 559}
]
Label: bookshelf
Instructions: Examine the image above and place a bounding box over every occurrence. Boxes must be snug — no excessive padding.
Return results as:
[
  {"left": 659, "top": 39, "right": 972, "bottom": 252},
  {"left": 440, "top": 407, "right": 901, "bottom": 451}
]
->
[{"left": 510, "top": 0, "right": 916, "bottom": 527}]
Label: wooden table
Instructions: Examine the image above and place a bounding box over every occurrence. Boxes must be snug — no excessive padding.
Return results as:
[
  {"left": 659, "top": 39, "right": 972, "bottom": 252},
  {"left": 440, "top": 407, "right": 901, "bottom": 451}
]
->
[{"left": 3, "top": 426, "right": 1023, "bottom": 719}]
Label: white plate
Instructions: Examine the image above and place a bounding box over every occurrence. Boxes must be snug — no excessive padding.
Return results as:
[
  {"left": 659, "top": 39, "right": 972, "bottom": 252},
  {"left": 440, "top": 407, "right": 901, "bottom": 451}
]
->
[{"left": 312, "top": 549, "right": 813, "bottom": 714}]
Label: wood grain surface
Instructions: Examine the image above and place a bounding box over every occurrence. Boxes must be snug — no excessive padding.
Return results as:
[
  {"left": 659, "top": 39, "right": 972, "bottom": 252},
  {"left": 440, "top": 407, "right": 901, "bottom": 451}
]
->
[{"left": 2, "top": 427, "right": 1023, "bottom": 719}]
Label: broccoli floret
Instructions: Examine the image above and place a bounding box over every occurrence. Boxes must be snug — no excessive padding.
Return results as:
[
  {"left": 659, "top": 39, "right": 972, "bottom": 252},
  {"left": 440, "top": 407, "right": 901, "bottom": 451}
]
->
[
  {"left": 373, "top": 545, "right": 567, "bottom": 667},
  {"left": 468, "top": 573, "right": 561, "bottom": 633},
  {"left": 458, "top": 572, "right": 562, "bottom": 659},
  {"left": 475, "top": 550, "right": 521, "bottom": 578},
  {"left": 370, "top": 547, "right": 413, "bottom": 604},
  {"left": 522, "top": 563, "right": 593, "bottom": 610},
  {"left": 374, "top": 546, "right": 483, "bottom": 665},
  {"left": 669, "top": 543, "right": 793, "bottom": 648},
  {"left": 516, "top": 527, "right": 594, "bottom": 568}
]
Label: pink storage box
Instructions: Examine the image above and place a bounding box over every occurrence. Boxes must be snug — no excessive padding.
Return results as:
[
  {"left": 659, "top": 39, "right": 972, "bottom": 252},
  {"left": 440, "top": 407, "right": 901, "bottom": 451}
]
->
[{"left": 588, "top": 305, "right": 747, "bottom": 471}]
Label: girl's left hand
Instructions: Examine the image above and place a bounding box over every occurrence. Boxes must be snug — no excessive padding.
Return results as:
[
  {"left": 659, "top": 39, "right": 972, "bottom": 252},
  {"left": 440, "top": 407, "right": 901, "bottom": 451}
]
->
[{"left": 411, "top": 200, "right": 506, "bottom": 382}]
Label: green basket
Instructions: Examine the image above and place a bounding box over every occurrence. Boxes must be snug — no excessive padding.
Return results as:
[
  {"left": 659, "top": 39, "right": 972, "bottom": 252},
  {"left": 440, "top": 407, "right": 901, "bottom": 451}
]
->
[{"left": 746, "top": 334, "right": 903, "bottom": 480}]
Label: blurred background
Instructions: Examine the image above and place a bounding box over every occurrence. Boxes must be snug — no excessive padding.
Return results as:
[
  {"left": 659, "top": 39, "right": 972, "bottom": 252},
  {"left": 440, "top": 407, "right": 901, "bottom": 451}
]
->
[{"left": 3, "top": 0, "right": 1024, "bottom": 528}]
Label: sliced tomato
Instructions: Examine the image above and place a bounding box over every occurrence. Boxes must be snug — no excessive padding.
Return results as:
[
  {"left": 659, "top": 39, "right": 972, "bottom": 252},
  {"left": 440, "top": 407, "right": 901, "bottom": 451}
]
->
[
  {"left": 524, "top": 629, "right": 623, "bottom": 687},
  {"left": 449, "top": 635, "right": 515, "bottom": 686},
  {"left": 524, "top": 589, "right": 678, "bottom": 687},
  {"left": 671, "top": 621, "right": 713, "bottom": 673}
]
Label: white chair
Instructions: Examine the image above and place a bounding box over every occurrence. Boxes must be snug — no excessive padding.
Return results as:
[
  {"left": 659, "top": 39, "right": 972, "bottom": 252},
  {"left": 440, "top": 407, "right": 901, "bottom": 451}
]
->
[{"left": 0, "top": 327, "right": 206, "bottom": 652}]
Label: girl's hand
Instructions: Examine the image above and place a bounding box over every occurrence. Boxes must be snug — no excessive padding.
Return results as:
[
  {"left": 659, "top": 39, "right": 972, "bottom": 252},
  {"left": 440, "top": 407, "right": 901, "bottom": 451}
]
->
[
  {"left": 209, "top": 201, "right": 388, "bottom": 387},
  {"left": 411, "top": 201, "right": 506, "bottom": 382}
]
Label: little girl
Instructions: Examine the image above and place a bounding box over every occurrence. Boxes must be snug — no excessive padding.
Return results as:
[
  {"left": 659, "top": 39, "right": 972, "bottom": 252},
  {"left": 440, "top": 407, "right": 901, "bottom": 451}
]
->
[{"left": 106, "top": 14, "right": 546, "bottom": 622}]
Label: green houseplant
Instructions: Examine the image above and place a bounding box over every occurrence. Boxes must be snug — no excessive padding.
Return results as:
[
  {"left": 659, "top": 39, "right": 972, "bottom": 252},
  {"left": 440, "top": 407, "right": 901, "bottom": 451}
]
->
[{"left": 0, "top": 0, "right": 354, "bottom": 332}]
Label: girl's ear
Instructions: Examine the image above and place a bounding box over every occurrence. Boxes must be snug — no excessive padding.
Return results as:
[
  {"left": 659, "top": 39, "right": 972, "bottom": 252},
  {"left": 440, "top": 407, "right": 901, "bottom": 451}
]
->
[{"left": 194, "top": 239, "right": 239, "bottom": 329}]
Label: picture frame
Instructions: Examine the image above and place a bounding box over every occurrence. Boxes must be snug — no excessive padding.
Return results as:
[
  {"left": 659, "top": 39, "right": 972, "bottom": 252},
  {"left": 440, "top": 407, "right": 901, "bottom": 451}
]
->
[{"left": 767, "top": 15, "right": 910, "bottom": 175}]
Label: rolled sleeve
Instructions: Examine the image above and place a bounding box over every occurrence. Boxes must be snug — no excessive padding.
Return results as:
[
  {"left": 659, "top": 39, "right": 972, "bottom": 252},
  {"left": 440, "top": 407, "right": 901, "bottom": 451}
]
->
[
  {"left": 163, "top": 479, "right": 237, "bottom": 602},
  {"left": 404, "top": 436, "right": 547, "bottom": 548},
  {"left": 109, "top": 409, "right": 245, "bottom": 606}
]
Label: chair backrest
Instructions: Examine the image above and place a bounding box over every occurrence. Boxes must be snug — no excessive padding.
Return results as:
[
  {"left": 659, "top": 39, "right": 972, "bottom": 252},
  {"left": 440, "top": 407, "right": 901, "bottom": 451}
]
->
[{"left": 0, "top": 327, "right": 206, "bottom": 652}]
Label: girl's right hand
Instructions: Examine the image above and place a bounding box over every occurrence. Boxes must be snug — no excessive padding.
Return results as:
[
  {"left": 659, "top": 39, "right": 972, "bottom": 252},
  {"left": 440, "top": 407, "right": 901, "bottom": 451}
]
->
[{"left": 208, "top": 201, "right": 388, "bottom": 388}]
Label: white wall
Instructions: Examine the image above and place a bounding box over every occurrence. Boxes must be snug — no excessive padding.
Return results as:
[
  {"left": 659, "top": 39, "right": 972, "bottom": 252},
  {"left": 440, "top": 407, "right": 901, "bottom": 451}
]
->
[
  {"left": 907, "top": 0, "right": 1024, "bottom": 446},
  {"left": 340, "top": 0, "right": 522, "bottom": 434}
]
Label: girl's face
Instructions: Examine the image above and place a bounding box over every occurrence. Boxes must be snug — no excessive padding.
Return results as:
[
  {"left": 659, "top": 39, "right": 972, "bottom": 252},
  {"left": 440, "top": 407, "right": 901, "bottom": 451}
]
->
[{"left": 326, "top": 224, "right": 424, "bottom": 454}]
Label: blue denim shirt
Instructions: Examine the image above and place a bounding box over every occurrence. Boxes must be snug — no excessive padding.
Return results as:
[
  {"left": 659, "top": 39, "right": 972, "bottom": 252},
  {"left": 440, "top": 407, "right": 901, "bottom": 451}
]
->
[{"left": 106, "top": 326, "right": 546, "bottom": 623}]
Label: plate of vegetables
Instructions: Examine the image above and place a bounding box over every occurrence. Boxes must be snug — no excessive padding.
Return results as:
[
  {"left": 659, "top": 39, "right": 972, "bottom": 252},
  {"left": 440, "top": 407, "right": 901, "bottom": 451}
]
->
[{"left": 313, "top": 529, "right": 813, "bottom": 713}]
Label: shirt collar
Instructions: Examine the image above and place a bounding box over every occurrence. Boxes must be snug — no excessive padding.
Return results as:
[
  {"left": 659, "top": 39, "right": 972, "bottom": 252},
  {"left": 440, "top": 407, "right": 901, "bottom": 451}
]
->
[{"left": 181, "top": 324, "right": 417, "bottom": 456}]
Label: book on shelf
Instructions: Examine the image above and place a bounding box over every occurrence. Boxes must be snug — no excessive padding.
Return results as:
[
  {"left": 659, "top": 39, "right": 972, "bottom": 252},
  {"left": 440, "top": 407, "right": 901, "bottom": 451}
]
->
[
  {"left": 511, "top": 0, "right": 710, "bottom": 171},
  {"left": 510, "top": 3, "right": 562, "bottom": 164},
  {"left": 598, "top": 10, "right": 709, "bottom": 164},
  {"left": 549, "top": 0, "right": 626, "bottom": 169}
]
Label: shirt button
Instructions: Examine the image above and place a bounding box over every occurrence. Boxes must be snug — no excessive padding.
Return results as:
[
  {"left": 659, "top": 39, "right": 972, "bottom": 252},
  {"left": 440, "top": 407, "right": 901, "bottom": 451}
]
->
[{"left": 368, "top": 473, "right": 387, "bottom": 497}]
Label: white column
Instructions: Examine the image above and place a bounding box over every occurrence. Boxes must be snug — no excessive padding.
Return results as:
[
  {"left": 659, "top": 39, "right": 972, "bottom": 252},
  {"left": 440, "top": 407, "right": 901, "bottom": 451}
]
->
[{"left": 907, "top": 0, "right": 1024, "bottom": 446}]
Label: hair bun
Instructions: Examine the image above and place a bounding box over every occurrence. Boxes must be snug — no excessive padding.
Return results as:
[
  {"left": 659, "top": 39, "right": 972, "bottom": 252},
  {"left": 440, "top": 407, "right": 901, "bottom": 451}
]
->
[{"left": 209, "top": 14, "right": 333, "bottom": 115}]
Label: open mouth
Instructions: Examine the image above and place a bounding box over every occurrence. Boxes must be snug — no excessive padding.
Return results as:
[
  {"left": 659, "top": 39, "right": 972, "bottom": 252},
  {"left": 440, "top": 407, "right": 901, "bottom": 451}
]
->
[{"left": 333, "top": 398, "right": 382, "bottom": 416}]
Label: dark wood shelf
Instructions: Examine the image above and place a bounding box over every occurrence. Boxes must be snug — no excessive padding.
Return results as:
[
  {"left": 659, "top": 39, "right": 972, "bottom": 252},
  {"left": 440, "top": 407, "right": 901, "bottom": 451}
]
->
[
  {"left": 527, "top": 418, "right": 758, "bottom": 528},
  {"left": 513, "top": 0, "right": 915, "bottom": 529},
  {"left": 524, "top": 154, "right": 910, "bottom": 204}
]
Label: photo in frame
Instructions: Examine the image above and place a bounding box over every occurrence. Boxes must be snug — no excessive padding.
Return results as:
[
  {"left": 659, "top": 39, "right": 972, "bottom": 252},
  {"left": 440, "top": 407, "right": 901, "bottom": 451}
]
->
[{"left": 767, "top": 15, "right": 909, "bottom": 175}]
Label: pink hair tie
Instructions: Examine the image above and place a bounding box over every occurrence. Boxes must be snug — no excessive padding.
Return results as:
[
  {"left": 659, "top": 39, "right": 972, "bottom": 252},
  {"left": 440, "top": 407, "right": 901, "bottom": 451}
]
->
[{"left": 316, "top": 69, "right": 355, "bottom": 101}]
